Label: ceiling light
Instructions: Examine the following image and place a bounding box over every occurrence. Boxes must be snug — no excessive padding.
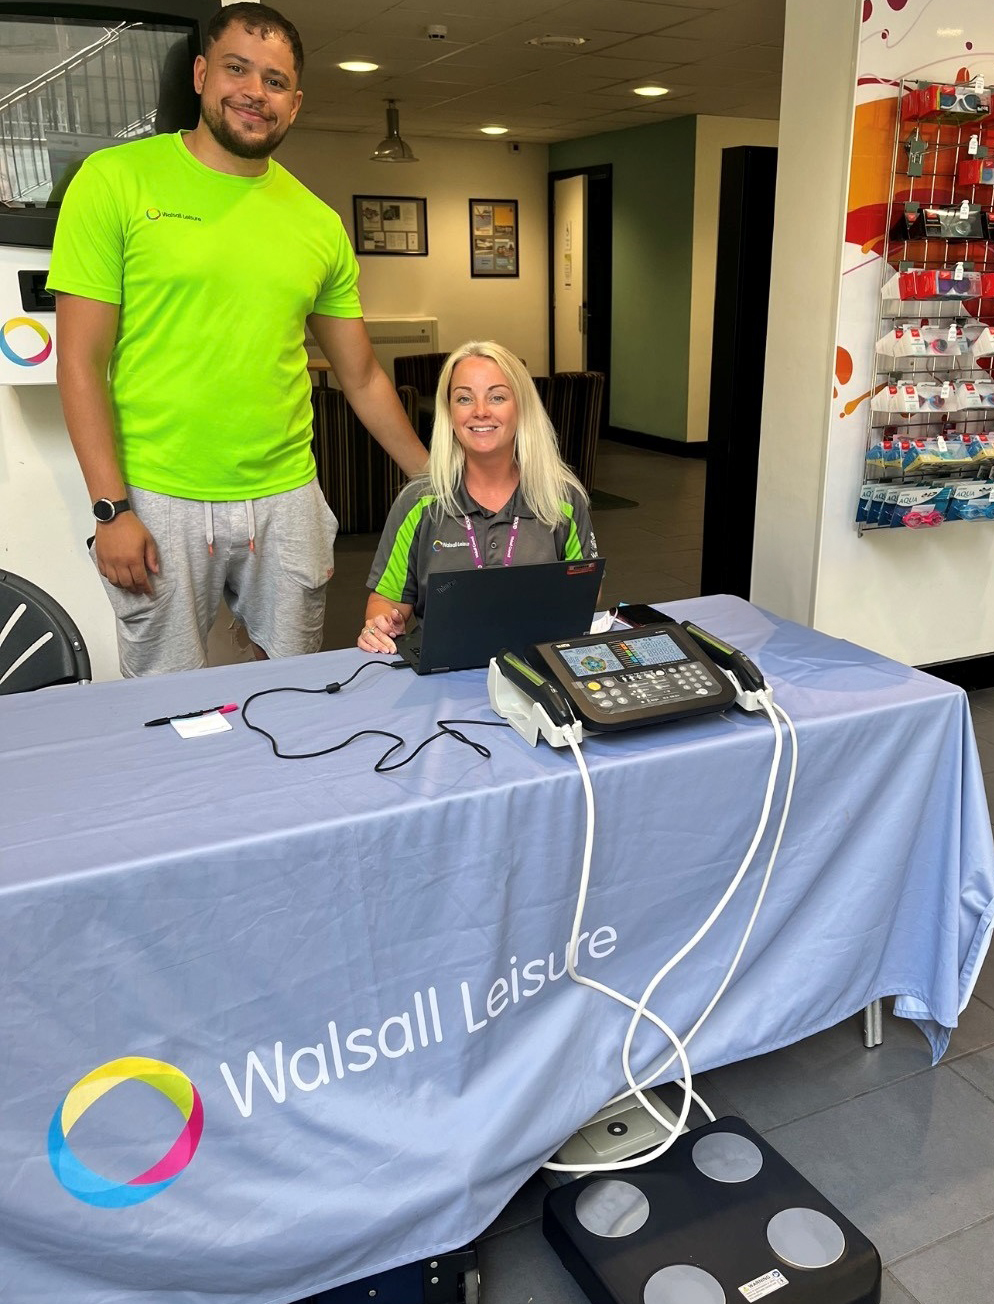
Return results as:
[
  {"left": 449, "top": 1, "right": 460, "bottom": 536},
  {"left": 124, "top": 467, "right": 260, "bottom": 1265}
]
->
[
  {"left": 633, "top": 85, "right": 669, "bottom": 98},
  {"left": 526, "top": 34, "right": 588, "bottom": 49},
  {"left": 481, "top": 125, "right": 508, "bottom": 135},
  {"left": 339, "top": 60, "right": 378, "bottom": 73},
  {"left": 370, "top": 99, "right": 418, "bottom": 162}
]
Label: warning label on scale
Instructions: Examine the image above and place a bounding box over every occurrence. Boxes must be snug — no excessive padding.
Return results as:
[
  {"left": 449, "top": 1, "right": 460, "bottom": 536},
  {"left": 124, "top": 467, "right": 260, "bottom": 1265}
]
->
[{"left": 739, "top": 1268, "right": 789, "bottom": 1300}]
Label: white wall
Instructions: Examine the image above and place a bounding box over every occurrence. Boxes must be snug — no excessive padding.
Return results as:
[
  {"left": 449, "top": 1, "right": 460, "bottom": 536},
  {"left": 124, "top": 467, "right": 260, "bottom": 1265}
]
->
[
  {"left": 754, "top": 0, "right": 994, "bottom": 667},
  {"left": 687, "top": 115, "right": 779, "bottom": 443},
  {"left": 277, "top": 130, "right": 551, "bottom": 372}
]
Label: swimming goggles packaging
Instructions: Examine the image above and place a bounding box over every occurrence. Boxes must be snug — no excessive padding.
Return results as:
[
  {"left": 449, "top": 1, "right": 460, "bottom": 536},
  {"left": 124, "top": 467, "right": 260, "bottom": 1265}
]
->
[
  {"left": 875, "top": 325, "right": 926, "bottom": 358},
  {"left": 955, "top": 381, "right": 994, "bottom": 410},
  {"left": 915, "top": 380, "right": 958, "bottom": 413},
  {"left": 855, "top": 483, "right": 876, "bottom": 524},
  {"left": 902, "top": 81, "right": 992, "bottom": 124},
  {"left": 878, "top": 484, "right": 908, "bottom": 527},
  {"left": 964, "top": 432, "right": 994, "bottom": 461},
  {"left": 893, "top": 202, "right": 989, "bottom": 241},
  {"left": 970, "top": 325, "right": 994, "bottom": 357},
  {"left": 871, "top": 382, "right": 921, "bottom": 414},
  {"left": 900, "top": 437, "right": 947, "bottom": 473},
  {"left": 866, "top": 483, "right": 896, "bottom": 525},
  {"left": 947, "top": 482, "right": 994, "bottom": 521},
  {"left": 864, "top": 437, "right": 903, "bottom": 471},
  {"left": 875, "top": 323, "right": 972, "bottom": 360},
  {"left": 933, "top": 433, "right": 981, "bottom": 467},
  {"left": 890, "top": 483, "right": 953, "bottom": 528},
  {"left": 882, "top": 268, "right": 992, "bottom": 300}
]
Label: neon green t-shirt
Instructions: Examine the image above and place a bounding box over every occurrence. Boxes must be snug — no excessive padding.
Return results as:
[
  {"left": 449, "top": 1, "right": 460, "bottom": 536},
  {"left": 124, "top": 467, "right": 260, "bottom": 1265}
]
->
[{"left": 47, "top": 132, "right": 362, "bottom": 499}]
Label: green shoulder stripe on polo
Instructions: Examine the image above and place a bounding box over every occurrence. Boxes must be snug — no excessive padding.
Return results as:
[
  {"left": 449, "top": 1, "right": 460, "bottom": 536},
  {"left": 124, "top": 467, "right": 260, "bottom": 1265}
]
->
[
  {"left": 559, "top": 501, "right": 584, "bottom": 561},
  {"left": 378, "top": 495, "right": 437, "bottom": 599}
]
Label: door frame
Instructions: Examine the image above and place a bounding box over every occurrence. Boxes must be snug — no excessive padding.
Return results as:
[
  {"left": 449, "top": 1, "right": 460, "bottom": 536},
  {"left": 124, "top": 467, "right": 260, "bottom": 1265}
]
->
[{"left": 548, "top": 165, "right": 612, "bottom": 402}]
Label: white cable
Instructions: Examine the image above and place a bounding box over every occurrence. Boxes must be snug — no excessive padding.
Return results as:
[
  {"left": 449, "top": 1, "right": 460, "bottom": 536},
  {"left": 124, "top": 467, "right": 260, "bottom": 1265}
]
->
[
  {"left": 543, "top": 687, "right": 797, "bottom": 1174},
  {"left": 543, "top": 731, "right": 696, "bottom": 1172},
  {"left": 610, "top": 696, "right": 798, "bottom": 1104}
]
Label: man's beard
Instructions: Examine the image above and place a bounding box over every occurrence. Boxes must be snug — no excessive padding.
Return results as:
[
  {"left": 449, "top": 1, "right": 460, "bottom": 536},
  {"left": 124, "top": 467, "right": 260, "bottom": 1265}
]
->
[{"left": 201, "top": 99, "right": 289, "bottom": 160}]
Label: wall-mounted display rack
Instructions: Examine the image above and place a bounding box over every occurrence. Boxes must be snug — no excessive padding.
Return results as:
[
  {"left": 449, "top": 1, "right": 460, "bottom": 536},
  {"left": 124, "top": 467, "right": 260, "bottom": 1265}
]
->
[{"left": 857, "top": 76, "right": 994, "bottom": 532}]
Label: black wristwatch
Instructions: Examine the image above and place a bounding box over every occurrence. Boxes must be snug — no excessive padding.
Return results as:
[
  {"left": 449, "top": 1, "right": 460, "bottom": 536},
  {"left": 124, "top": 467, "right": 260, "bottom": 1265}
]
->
[{"left": 92, "top": 497, "right": 132, "bottom": 523}]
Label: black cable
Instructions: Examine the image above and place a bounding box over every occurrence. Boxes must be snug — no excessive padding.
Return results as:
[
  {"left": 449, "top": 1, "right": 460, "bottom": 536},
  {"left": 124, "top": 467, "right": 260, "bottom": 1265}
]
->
[{"left": 240, "top": 660, "right": 510, "bottom": 770}]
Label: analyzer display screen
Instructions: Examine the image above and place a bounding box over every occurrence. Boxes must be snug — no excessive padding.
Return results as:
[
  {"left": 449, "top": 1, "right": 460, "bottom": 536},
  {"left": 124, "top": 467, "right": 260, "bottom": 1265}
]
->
[{"left": 558, "top": 632, "right": 687, "bottom": 679}]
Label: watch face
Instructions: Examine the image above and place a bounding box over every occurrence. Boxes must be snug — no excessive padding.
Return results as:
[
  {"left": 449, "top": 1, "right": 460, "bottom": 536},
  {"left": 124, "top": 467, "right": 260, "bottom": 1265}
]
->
[{"left": 93, "top": 499, "right": 115, "bottom": 522}]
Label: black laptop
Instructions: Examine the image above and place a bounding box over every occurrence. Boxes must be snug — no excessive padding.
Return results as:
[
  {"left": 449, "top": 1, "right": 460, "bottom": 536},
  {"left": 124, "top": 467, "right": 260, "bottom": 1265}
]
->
[{"left": 394, "top": 558, "right": 606, "bottom": 674}]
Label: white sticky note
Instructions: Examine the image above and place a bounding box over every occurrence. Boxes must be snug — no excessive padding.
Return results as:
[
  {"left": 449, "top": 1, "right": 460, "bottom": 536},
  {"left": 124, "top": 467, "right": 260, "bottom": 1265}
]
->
[{"left": 171, "top": 712, "right": 234, "bottom": 738}]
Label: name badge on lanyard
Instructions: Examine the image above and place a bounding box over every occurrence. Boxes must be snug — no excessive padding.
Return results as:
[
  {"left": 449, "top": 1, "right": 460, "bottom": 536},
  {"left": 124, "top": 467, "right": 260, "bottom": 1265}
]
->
[{"left": 463, "top": 514, "right": 520, "bottom": 568}]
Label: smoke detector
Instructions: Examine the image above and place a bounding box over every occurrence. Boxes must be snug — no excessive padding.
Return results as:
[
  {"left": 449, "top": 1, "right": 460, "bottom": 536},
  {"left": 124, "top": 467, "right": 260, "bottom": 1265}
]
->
[
  {"left": 426, "top": 24, "right": 448, "bottom": 40},
  {"left": 526, "top": 34, "right": 588, "bottom": 49}
]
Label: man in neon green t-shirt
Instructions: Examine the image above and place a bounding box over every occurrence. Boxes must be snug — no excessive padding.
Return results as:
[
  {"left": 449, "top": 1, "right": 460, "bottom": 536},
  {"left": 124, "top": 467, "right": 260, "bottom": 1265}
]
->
[{"left": 48, "top": 2, "right": 426, "bottom": 676}]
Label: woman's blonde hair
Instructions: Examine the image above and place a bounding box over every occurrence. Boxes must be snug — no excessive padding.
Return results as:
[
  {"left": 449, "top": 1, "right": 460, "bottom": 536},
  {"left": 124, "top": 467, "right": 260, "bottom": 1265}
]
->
[{"left": 428, "top": 340, "right": 587, "bottom": 529}]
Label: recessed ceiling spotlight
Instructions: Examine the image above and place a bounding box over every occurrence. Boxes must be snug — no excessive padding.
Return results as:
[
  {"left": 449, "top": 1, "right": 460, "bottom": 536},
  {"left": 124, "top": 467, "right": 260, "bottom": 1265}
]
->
[
  {"left": 339, "top": 60, "right": 378, "bottom": 73},
  {"left": 526, "top": 34, "right": 588, "bottom": 49},
  {"left": 633, "top": 85, "right": 669, "bottom": 97},
  {"left": 481, "top": 125, "right": 509, "bottom": 135}
]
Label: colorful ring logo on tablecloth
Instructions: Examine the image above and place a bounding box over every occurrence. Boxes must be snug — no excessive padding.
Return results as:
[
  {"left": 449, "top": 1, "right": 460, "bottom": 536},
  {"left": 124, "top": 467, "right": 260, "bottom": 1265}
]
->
[
  {"left": 48, "top": 1057, "right": 204, "bottom": 1208},
  {"left": 0, "top": 317, "right": 52, "bottom": 367}
]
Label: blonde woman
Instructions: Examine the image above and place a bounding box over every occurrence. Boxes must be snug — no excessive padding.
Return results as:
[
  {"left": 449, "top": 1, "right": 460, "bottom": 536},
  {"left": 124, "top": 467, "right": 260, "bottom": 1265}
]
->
[{"left": 360, "top": 340, "right": 597, "bottom": 652}]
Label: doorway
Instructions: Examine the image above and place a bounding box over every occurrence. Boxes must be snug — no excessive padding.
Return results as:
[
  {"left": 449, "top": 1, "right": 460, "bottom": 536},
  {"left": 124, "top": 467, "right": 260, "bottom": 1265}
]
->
[{"left": 548, "top": 165, "right": 612, "bottom": 402}]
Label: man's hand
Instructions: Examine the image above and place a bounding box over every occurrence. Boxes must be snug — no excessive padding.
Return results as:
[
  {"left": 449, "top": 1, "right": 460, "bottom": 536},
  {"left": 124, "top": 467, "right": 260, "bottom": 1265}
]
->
[{"left": 95, "top": 514, "right": 160, "bottom": 596}]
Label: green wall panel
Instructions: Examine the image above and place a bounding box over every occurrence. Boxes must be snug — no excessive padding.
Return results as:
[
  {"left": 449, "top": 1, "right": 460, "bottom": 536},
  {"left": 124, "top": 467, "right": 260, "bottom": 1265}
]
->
[{"left": 550, "top": 116, "right": 696, "bottom": 443}]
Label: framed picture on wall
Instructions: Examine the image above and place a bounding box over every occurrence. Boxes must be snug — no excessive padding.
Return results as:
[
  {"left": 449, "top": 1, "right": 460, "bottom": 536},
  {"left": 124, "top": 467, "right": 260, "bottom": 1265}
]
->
[
  {"left": 469, "top": 199, "right": 519, "bottom": 277},
  {"left": 353, "top": 196, "right": 428, "bottom": 255}
]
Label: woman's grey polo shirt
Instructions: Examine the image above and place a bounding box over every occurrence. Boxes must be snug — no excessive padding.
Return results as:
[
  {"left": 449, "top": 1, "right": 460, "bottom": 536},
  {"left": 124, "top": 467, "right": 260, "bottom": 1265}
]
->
[{"left": 367, "top": 479, "right": 597, "bottom": 618}]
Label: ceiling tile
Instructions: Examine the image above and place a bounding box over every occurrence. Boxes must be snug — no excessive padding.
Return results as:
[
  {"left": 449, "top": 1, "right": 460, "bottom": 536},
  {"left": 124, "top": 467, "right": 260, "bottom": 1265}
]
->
[
  {"left": 664, "top": 0, "right": 786, "bottom": 44},
  {"left": 537, "top": 0, "right": 705, "bottom": 36}
]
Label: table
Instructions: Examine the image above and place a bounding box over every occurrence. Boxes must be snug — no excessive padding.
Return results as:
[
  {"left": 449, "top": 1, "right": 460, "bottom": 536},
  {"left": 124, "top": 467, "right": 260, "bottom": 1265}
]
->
[{"left": 1, "top": 596, "right": 992, "bottom": 1304}]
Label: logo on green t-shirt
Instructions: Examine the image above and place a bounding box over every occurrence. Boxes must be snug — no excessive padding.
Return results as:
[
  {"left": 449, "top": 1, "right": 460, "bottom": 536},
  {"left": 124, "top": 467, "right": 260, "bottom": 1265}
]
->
[{"left": 146, "top": 206, "right": 201, "bottom": 222}]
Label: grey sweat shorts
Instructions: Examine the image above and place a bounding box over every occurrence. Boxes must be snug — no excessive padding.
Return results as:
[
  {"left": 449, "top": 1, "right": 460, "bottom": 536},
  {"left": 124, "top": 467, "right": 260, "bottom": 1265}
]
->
[{"left": 93, "top": 479, "right": 338, "bottom": 677}]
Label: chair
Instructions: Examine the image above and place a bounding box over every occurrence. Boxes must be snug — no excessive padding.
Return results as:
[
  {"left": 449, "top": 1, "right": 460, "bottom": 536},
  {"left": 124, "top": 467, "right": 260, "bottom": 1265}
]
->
[
  {"left": 544, "top": 371, "right": 606, "bottom": 494},
  {"left": 393, "top": 352, "right": 448, "bottom": 440},
  {"left": 0, "top": 570, "right": 91, "bottom": 693},
  {"left": 311, "top": 385, "right": 416, "bottom": 534}
]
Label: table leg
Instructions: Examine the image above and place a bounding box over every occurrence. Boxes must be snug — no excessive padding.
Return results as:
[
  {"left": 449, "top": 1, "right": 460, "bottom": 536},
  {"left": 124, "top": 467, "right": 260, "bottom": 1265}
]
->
[{"left": 862, "top": 998, "right": 883, "bottom": 1048}]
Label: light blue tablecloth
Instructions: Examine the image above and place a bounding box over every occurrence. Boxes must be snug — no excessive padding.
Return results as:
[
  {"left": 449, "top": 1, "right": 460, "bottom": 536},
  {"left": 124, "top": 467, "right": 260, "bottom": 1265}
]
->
[{"left": 1, "top": 595, "right": 991, "bottom": 1303}]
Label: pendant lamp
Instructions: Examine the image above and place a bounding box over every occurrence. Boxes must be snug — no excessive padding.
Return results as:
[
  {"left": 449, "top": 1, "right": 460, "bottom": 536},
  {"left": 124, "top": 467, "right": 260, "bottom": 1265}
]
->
[{"left": 370, "top": 99, "right": 418, "bottom": 162}]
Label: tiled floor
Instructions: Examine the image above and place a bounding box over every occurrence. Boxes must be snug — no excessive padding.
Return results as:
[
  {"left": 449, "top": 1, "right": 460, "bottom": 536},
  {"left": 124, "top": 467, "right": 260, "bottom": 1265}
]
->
[{"left": 325, "top": 441, "right": 994, "bottom": 1304}]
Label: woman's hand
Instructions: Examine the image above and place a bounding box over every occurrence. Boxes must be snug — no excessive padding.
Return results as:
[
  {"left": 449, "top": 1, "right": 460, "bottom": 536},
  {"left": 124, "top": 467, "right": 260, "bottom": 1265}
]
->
[{"left": 358, "top": 606, "right": 407, "bottom": 653}]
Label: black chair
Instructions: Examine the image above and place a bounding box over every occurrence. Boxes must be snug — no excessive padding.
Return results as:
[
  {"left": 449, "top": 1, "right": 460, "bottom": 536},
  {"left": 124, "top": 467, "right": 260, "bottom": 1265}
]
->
[
  {"left": 393, "top": 352, "right": 448, "bottom": 440},
  {"left": 542, "top": 371, "right": 606, "bottom": 494},
  {"left": 0, "top": 570, "right": 91, "bottom": 693},
  {"left": 311, "top": 385, "right": 417, "bottom": 534}
]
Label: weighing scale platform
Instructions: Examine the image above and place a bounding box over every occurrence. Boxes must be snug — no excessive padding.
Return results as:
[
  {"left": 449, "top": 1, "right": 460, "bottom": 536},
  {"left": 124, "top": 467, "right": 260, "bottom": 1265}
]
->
[{"left": 543, "top": 1116, "right": 880, "bottom": 1304}]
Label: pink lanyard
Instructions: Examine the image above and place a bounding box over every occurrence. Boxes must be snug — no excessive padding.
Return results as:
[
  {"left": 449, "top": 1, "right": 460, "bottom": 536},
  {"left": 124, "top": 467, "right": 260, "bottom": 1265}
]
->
[{"left": 463, "top": 514, "right": 520, "bottom": 568}]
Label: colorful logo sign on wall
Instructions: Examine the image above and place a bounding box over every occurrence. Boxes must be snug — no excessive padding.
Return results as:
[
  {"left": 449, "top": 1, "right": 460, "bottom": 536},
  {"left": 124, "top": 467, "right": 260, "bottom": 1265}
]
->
[
  {"left": 0, "top": 317, "right": 52, "bottom": 367},
  {"left": 48, "top": 1057, "right": 204, "bottom": 1208}
]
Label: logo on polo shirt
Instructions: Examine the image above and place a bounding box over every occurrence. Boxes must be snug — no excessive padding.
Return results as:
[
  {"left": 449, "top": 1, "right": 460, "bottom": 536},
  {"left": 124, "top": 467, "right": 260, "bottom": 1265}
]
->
[
  {"left": 48, "top": 1056, "right": 204, "bottom": 1208},
  {"left": 432, "top": 539, "right": 469, "bottom": 552}
]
